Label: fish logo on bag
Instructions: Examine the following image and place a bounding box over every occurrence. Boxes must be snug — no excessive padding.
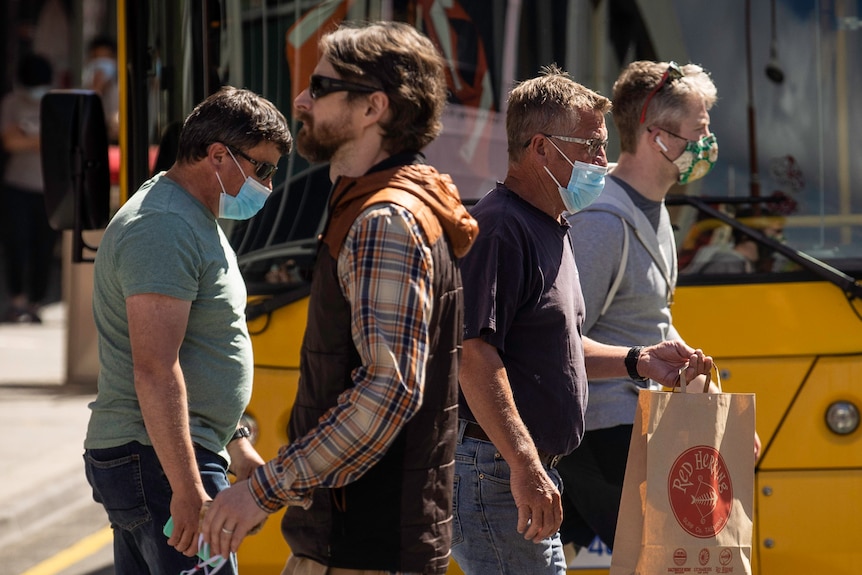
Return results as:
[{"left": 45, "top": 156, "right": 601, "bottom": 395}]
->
[{"left": 668, "top": 446, "right": 733, "bottom": 537}]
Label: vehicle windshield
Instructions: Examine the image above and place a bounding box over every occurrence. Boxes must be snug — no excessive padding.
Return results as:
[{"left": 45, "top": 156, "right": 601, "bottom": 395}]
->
[{"left": 197, "top": 0, "right": 862, "bottom": 295}]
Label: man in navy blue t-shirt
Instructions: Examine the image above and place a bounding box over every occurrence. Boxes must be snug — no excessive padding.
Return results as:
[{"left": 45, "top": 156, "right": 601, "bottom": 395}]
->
[{"left": 451, "top": 65, "right": 715, "bottom": 575}]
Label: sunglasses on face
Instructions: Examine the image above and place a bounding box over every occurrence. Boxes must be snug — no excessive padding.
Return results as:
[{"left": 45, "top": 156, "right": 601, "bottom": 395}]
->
[
  {"left": 544, "top": 134, "right": 609, "bottom": 158},
  {"left": 228, "top": 146, "right": 278, "bottom": 180},
  {"left": 308, "top": 74, "right": 380, "bottom": 100},
  {"left": 639, "top": 61, "right": 684, "bottom": 124}
]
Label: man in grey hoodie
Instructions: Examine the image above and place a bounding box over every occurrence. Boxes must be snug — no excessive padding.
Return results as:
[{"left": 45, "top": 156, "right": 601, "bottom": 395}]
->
[{"left": 557, "top": 60, "right": 759, "bottom": 554}]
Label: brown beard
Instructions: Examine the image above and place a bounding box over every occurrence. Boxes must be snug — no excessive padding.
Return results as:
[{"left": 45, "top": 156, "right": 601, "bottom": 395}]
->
[
  {"left": 296, "top": 125, "right": 338, "bottom": 163},
  {"left": 295, "top": 112, "right": 354, "bottom": 163}
]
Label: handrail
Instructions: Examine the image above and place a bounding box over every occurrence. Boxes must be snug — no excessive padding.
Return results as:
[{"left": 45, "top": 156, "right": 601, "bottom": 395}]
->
[{"left": 668, "top": 195, "right": 862, "bottom": 301}]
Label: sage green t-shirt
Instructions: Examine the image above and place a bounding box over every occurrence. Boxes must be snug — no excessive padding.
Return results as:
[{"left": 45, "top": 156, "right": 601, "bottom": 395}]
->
[{"left": 85, "top": 173, "right": 253, "bottom": 459}]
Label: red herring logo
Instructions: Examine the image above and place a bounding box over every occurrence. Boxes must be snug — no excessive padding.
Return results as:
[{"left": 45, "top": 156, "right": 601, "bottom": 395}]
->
[{"left": 668, "top": 446, "right": 733, "bottom": 538}]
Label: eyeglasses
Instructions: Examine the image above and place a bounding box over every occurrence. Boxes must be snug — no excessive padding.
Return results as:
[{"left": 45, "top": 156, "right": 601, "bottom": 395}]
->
[
  {"left": 227, "top": 145, "right": 278, "bottom": 180},
  {"left": 308, "top": 74, "right": 380, "bottom": 100},
  {"left": 639, "top": 61, "right": 684, "bottom": 124},
  {"left": 545, "top": 134, "right": 609, "bottom": 158}
]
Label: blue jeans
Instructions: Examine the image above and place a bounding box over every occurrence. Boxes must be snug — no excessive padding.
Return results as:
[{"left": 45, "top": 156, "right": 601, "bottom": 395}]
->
[
  {"left": 83, "top": 441, "right": 238, "bottom": 575},
  {"left": 451, "top": 420, "right": 567, "bottom": 575}
]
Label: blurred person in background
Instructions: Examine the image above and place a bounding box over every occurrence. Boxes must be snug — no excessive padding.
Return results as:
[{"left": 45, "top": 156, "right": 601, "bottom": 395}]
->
[
  {"left": 83, "top": 34, "right": 119, "bottom": 142},
  {"left": 1, "top": 53, "right": 58, "bottom": 323}
]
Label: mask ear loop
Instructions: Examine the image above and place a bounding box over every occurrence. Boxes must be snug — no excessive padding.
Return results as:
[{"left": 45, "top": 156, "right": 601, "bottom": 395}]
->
[
  {"left": 224, "top": 146, "right": 250, "bottom": 180},
  {"left": 178, "top": 534, "right": 229, "bottom": 575}
]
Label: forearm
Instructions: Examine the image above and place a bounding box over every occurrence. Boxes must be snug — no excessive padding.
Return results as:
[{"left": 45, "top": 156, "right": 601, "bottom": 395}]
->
[
  {"left": 226, "top": 437, "right": 265, "bottom": 481},
  {"left": 250, "top": 371, "right": 421, "bottom": 511},
  {"left": 582, "top": 337, "right": 630, "bottom": 379},
  {"left": 459, "top": 338, "right": 541, "bottom": 470},
  {"left": 136, "top": 367, "right": 204, "bottom": 499}
]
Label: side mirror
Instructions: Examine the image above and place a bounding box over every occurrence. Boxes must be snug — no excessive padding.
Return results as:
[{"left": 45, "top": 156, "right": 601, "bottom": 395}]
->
[{"left": 40, "top": 90, "right": 110, "bottom": 262}]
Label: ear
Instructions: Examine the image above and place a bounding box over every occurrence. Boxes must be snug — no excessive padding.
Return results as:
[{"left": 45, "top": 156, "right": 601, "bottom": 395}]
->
[
  {"left": 207, "top": 142, "right": 228, "bottom": 165},
  {"left": 525, "top": 133, "right": 551, "bottom": 162},
  {"left": 362, "top": 91, "right": 390, "bottom": 126}
]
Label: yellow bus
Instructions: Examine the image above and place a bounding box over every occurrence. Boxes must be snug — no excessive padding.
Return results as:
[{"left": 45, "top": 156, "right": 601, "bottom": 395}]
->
[{"left": 42, "top": 1, "right": 862, "bottom": 573}]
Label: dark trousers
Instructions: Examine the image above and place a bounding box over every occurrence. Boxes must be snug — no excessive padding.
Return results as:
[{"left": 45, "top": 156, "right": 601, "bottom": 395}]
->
[
  {"left": 1, "top": 184, "right": 58, "bottom": 303},
  {"left": 557, "top": 424, "right": 633, "bottom": 549},
  {"left": 84, "top": 441, "right": 238, "bottom": 575}
]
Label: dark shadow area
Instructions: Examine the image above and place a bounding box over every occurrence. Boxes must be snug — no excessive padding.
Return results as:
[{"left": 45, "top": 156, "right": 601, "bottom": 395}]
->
[{"left": 0, "top": 240, "right": 62, "bottom": 320}]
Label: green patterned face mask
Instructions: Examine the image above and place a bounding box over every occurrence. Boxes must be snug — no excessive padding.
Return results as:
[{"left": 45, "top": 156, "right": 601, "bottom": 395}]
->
[{"left": 671, "top": 133, "right": 719, "bottom": 184}]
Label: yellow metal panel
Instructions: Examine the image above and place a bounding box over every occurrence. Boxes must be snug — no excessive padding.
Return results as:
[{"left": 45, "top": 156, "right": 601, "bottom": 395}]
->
[
  {"left": 236, "top": 365, "right": 297, "bottom": 574},
  {"left": 247, "top": 297, "right": 309, "bottom": 368},
  {"left": 759, "top": 355, "right": 862, "bottom": 470},
  {"left": 707, "top": 358, "right": 812, "bottom": 462},
  {"left": 756, "top": 470, "right": 862, "bottom": 574},
  {"left": 674, "top": 282, "right": 862, "bottom": 358}
]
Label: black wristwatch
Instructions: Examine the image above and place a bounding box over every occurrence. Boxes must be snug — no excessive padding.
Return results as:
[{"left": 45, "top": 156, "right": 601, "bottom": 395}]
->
[
  {"left": 229, "top": 426, "right": 251, "bottom": 443},
  {"left": 625, "top": 346, "right": 649, "bottom": 382}
]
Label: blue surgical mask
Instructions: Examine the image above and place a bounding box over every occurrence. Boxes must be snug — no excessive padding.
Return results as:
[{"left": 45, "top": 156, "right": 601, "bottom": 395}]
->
[
  {"left": 83, "top": 57, "right": 117, "bottom": 85},
  {"left": 215, "top": 148, "right": 271, "bottom": 220},
  {"left": 544, "top": 139, "right": 608, "bottom": 213}
]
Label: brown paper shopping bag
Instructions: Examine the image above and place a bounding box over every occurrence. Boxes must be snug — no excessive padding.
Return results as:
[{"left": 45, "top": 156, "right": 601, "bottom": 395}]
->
[{"left": 610, "top": 369, "right": 755, "bottom": 575}]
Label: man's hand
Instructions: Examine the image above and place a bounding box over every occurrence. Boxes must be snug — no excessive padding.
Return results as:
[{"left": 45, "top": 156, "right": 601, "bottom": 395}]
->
[
  {"left": 201, "top": 480, "right": 269, "bottom": 557},
  {"left": 510, "top": 463, "right": 562, "bottom": 543},
  {"left": 166, "top": 491, "right": 210, "bottom": 557},
  {"left": 639, "top": 341, "right": 713, "bottom": 387}
]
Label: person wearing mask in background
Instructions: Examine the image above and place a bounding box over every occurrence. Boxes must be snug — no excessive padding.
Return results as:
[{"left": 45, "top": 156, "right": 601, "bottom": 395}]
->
[
  {"left": 1, "top": 53, "right": 58, "bottom": 323},
  {"left": 83, "top": 86, "right": 292, "bottom": 575},
  {"left": 201, "top": 22, "right": 478, "bottom": 575},
  {"left": 83, "top": 34, "right": 119, "bottom": 142},
  {"left": 556, "top": 60, "right": 760, "bottom": 559},
  {"left": 451, "top": 65, "right": 715, "bottom": 575}
]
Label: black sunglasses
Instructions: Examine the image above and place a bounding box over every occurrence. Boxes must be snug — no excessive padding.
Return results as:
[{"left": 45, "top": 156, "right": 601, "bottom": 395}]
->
[
  {"left": 309, "top": 74, "right": 380, "bottom": 100},
  {"left": 639, "top": 61, "right": 684, "bottom": 124},
  {"left": 227, "top": 145, "right": 278, "bottom": 180}
]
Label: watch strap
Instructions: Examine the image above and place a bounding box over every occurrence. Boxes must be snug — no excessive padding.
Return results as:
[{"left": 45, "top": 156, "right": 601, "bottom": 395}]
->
[
  {"left": 625, "top": 346, "right": 648, "bottom": 382},
  {"left": 230, "top": 426, "right": 251, "bottom": 443}
]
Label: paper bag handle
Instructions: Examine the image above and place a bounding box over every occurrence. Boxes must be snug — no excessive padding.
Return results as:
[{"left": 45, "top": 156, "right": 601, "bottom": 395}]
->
[{"left": 677, "top": 363, "right": 722, "bottom": 393}]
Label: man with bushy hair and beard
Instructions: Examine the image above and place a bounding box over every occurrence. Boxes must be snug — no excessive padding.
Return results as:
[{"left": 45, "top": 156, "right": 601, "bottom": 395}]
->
[{"left": 203, "top": 21, "right": 478, "bottom": 575}]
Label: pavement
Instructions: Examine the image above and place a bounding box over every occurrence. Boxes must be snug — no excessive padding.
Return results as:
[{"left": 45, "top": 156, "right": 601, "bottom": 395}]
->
[{"left": 0, "top": 303, "right": 103, "bottom": 561}]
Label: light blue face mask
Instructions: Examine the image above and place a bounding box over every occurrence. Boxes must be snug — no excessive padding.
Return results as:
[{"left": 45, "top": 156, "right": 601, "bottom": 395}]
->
[
  {"left": 215, "top": 147, "right": 271, "bottom": 220},
  {"left": 544, "top": 139, "right": 608, "bottom": 213}
]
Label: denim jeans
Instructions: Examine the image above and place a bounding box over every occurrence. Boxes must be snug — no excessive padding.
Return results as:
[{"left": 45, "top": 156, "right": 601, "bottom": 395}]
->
[
  {"left": 451, "top": 420, "right": 567, "bottom": 575},
  {"left": 83, "top": 441, "right": 238, "bottom": 575}
]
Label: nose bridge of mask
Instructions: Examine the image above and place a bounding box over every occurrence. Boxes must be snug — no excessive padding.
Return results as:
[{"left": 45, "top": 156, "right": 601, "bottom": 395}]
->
[{"left": 573, "top": 160, "right": 608, "bottom": 181}]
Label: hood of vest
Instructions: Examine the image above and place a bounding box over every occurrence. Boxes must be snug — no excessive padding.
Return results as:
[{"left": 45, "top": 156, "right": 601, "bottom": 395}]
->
[{"left": 324, "top": 164, "right": 478, "bottom": 259}]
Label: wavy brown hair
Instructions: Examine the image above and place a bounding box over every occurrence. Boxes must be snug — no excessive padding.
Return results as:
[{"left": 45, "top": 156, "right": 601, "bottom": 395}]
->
[{"left": 320, "top": 21, "right": 447, "bottom": 154}]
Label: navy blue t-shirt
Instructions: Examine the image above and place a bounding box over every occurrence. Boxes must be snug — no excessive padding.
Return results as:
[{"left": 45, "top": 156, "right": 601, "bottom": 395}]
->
[{"left": 459, "top": 184, "right": 588, "bottom": 456}]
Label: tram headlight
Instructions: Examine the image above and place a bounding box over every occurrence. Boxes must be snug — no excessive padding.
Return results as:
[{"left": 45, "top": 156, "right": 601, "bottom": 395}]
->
[{"left": 825, "top": 401, "right": 860, "bottom": 435}]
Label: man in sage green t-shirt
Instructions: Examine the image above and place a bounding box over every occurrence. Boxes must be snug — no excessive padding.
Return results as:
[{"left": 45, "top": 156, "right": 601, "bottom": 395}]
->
[{"left": 83, "top": 87, "right": 292, "bottom": 574}]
